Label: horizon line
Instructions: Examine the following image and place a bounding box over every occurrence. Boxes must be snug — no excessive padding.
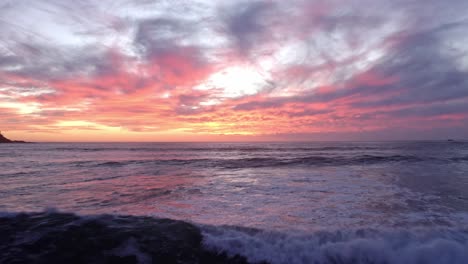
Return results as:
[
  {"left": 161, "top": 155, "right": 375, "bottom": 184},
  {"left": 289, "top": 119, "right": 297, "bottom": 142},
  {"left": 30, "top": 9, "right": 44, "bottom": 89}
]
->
[{"left": 13, "top": 139, "right": 467, "bottom": 143}]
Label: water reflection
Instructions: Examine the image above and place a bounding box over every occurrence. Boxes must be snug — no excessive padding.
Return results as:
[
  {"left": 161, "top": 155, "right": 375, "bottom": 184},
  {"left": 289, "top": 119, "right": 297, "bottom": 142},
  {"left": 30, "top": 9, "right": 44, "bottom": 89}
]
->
[{"left": 1, "top": 141, "right": 467, "bottom": 232}]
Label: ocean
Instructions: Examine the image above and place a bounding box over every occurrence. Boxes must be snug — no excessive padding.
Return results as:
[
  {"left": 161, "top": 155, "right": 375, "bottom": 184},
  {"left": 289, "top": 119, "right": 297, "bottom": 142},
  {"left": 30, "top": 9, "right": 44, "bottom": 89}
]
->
[{"left": 1, "top": 141, "right": 468, "bottom": 263}]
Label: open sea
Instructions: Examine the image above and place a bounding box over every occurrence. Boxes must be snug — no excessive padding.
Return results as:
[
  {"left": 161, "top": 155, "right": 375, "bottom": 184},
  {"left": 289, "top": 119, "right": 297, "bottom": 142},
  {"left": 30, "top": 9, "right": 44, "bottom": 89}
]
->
[{"left": 1, "top": 141, "right": 468, "bottom": 263}]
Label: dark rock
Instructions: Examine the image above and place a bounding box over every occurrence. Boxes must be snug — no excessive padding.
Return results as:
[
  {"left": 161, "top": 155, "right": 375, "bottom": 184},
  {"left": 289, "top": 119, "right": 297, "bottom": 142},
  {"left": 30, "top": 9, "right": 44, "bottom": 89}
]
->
[
  {"left": 0, "top": 132, "right": 29, "bottom": 143},
  {"left": 0, "top": 212, "right": 257, "bottom": 264},
  {"left": 0, "top": 132, "right": 11, "bottom": 143}
]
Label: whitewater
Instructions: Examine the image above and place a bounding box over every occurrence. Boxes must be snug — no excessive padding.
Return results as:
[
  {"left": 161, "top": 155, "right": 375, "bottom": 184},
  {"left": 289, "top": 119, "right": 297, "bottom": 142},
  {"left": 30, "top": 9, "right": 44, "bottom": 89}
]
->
[{"left": 1, "top": 141, "right": 468, "bottom": 263}]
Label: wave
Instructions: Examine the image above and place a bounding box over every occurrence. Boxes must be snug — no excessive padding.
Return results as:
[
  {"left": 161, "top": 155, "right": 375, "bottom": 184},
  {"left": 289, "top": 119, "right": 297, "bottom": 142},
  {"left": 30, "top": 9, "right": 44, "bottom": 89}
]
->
[
  {"left": 38, "top": 141, "right": 468, "bottom": 154},
  {"left": 451, "top": 155, "right": 468, "bottom": 162},
  {"left": 201, "top": 225, "right": 468, "bottom": 264},
  {"left": 67, "top": 154, "right": 443, "bottom": 170},
  {"left": 48, "top": 146, "right": 383, "bottom": 153},
  {"left": 2, "top": 211, "right": 468, "bottom": 264}
]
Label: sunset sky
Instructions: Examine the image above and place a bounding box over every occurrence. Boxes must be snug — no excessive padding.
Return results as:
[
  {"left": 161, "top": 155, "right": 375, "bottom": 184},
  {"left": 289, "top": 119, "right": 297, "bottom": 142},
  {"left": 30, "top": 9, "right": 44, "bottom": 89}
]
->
[{"left": 1, "top": 0, "right": 468, "bottom": 142}]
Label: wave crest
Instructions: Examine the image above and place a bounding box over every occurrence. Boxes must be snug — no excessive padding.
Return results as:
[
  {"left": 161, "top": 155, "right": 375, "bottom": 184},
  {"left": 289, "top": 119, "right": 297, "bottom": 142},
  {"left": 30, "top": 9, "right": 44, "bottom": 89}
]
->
[{"left": 201, "top": 225, "right": 468, "bottom": 264}]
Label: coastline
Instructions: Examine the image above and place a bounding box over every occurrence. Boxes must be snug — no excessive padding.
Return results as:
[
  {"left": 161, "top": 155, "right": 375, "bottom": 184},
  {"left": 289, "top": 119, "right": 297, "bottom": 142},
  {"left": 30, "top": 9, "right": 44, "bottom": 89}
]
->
[
  {"left": 0, "top": 141, "right": 31, "bottom": 144},
  {"left": 0, "top": 133, "right": 30, "bottom": 144}
]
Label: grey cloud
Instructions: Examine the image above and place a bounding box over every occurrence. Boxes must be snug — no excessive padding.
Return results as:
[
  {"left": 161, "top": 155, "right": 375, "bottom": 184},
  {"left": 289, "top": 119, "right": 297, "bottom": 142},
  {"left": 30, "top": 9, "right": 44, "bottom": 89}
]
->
[
  {"left": 0, "top": 41, "right": 112, "bottom": 82},
  {"left": 0, "top": 53, "right": 23, "bottom": 65},
  {"left": 0, "top": 2, "right": 122, "bottom": 83},
  {"left": 221, "top": 1, "right": 275, "bottom": 55},
  {"left": 134, "top": 18, "right": 194, "bottom": 58},
  {"left": 389, "top": 101, "right": 468, "bottom": 118},
  {"left": 352, "top": 21, "right": 468, "bottom": 108}
]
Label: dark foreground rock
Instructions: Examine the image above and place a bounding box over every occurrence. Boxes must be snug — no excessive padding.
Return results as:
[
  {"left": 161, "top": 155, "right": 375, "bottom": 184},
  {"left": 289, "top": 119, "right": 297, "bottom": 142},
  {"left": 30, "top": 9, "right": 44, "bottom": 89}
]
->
[{"left": 0, "top": 212, "right": 257, "bottom": 264}]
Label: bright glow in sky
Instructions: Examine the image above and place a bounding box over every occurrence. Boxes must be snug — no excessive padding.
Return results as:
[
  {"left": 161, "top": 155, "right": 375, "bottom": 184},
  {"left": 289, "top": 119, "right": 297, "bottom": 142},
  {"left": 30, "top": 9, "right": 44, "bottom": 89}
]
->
[
  {"left": 196, "top": 66, "right": 269, "bottom": 99},
  {"left": 1, "top": 0, "right": 468, "bottom": 141}
]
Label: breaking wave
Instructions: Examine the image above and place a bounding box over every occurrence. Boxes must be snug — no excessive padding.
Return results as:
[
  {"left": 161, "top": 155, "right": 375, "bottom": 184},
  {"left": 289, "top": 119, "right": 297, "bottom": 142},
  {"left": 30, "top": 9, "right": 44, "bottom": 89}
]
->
[
  {"left": 201, "top": 225, "right": 468, "bottom": 264},
  {"left": 2, "top": 211, "right": 468, "bottom": 264}
]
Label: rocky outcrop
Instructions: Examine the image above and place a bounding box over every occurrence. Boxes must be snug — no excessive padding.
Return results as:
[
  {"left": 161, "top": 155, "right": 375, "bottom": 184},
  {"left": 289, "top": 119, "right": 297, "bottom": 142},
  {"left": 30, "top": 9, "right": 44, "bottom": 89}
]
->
[
  {"left": 0, "top": 211, "right": 259, "bottom": 264},
  {"left": 0, "top": 132, "right": 27, "bottom": 143},
  {"left": 0, "top": 133, "right": 12, "bottom": 143}
]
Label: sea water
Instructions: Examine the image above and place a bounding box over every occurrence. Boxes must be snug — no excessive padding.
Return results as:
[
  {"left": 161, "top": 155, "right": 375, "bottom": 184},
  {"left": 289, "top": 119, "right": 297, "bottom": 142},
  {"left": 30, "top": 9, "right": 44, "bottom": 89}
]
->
[{"left": 1, "top": 141, "right": 468, "bottom": 263}]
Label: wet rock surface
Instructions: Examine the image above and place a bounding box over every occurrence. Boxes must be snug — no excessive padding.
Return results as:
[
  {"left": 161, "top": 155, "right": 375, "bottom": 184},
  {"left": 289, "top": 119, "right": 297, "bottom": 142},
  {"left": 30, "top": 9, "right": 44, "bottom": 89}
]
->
[{"left": 0, "top": 212, "right": 256, "bottom": 264}]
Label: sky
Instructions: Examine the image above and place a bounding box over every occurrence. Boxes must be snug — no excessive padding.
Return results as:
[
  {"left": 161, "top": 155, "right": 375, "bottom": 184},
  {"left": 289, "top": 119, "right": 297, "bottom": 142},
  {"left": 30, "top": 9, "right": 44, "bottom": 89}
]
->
[{"left": 1, "top": 0, "right": 468, "bottom": 142}]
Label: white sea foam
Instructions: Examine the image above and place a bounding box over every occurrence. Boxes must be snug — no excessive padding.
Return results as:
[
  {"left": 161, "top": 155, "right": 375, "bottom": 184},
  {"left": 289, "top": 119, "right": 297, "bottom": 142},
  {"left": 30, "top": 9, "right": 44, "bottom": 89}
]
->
[{"left": 201, "top": 226, "right": 468, "bottom": 264}]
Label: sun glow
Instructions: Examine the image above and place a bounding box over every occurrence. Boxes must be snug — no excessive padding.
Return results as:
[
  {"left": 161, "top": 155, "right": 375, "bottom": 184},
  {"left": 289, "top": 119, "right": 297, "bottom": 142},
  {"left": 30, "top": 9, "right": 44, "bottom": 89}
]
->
[
  {"left": 55, "top": 121, "right": 122, "bottom": 131},
  {"left": 196, "top": 66, "right": 269, "bottom": 99}
]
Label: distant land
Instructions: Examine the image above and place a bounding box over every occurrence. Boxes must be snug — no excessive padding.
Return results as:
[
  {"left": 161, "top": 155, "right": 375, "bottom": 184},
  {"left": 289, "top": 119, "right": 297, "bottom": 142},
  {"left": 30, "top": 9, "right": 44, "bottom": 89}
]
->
[{"left": 0, "top": 132, "right": 29, "bottom": 143}]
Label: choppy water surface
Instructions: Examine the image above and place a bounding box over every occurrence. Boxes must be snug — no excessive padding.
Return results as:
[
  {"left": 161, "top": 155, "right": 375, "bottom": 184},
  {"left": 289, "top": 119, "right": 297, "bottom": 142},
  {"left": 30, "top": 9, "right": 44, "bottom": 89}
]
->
[{"left": 1, "top": 141, "right": 468, "bottom": 263}]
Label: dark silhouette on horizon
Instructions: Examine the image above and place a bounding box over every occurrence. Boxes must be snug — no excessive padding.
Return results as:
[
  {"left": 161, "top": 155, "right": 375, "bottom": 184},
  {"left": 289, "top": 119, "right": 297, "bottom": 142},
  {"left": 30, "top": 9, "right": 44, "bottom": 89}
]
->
[{"left": 0, "top": 131, "right": 28, "bottom": 143}]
